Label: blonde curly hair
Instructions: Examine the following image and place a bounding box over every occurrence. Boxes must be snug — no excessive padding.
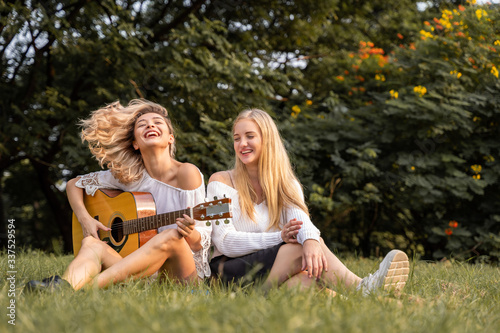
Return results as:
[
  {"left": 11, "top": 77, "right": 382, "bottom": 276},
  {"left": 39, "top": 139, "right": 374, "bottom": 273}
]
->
[{"left": 80, "top": 99, "right": 175, "bottom": 184}]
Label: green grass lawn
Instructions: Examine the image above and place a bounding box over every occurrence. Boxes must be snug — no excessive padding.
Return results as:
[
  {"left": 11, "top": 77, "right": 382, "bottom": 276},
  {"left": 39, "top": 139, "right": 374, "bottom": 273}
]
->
[{"left": 1, "top": 249, "right": 499, "bottom": 333}]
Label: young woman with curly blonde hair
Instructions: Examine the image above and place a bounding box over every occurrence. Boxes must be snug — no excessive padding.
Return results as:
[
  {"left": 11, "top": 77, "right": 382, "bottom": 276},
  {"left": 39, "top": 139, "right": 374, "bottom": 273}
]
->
[
  {"left": 208, "top": 108, "right": 410, "bottom": 296},
  {"left": 27, "top": 99, "right": 211, "bottom": 291}
]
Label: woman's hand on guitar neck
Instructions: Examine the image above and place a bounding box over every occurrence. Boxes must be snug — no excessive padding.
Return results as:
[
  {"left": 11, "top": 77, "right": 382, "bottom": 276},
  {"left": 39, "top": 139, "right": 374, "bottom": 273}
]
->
[
  {"left": 176, "top": 213, "right": 202, "bottom": 252},
  {"left": 80, "top": 215, "right": 111, "bottom": 239}
]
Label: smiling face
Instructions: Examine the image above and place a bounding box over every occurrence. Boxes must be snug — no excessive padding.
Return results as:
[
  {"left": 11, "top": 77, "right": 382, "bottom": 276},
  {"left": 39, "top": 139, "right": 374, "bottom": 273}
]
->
[
  {"left": 132, "top": 112, "right": 174, "bottom": 151},
  {"left": 233, "top": 119, "right": 263, "bottom": 167}
]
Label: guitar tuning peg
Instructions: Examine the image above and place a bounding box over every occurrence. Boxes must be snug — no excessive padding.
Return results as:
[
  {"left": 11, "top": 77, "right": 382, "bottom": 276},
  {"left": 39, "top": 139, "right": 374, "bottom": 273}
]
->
[
  {"left": 213, "top": 196, "right": 218, "bottom": 200},
  {"left": 224, "top": 219, "right": 230, "bottom": 224},
  {"left": 223, "top": 194, "right": 226, "bottom": 198},
  {"left": 215, "top": 220, "right": 220, "bottom": 225},
  {"left": 205, "top": 221, "right": 211, "bottom": 227}
]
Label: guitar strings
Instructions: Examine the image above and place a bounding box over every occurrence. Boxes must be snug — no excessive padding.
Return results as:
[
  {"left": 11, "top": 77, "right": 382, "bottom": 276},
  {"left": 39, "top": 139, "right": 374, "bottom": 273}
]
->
[
  {"left": 103, "top": 204, "right": 229, "bottom": 230},
  {"left": 105, "top": 208, "right": 192, "bottom": 230}
]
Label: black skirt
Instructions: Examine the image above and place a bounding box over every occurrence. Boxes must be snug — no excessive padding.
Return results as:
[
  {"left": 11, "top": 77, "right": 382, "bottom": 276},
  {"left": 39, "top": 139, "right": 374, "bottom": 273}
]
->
[{"left": 210, "top": 243, "right": 285, "bottom": 285}]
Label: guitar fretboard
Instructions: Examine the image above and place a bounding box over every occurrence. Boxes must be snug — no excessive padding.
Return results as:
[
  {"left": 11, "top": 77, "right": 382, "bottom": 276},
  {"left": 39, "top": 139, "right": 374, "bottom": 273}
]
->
[{"left": 123, "top": 208, "right": 191, "bottom": 235}]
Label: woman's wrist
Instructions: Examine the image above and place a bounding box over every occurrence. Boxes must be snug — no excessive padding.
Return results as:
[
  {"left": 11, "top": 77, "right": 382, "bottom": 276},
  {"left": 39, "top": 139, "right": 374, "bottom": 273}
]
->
[
  {"left": 76, "top": 212, "right": 94, "bottom": 225},
  {"left": 185, "top": 229, "right": 202, "bottom": 252}
]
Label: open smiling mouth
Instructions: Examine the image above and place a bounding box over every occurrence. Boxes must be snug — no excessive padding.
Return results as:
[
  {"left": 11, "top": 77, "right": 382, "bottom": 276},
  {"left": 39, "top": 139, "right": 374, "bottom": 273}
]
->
[{"left": 144, "top": 130, "right": 160, "bottom": 138}]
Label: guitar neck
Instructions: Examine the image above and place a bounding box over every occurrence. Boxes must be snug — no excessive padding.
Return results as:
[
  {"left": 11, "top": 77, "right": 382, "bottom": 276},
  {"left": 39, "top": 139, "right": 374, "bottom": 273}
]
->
[{"left": 123, "top": 208, "right": 191, "bottom": 235}]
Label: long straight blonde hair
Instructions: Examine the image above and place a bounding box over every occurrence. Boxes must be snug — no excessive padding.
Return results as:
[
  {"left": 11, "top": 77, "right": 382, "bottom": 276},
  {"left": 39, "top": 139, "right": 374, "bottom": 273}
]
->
[
  {"left": 80, "top": 99, "right": 175, "bottom": 184},
  {"left": 233, "top": 108, "right": 309, "bottom": 230}
]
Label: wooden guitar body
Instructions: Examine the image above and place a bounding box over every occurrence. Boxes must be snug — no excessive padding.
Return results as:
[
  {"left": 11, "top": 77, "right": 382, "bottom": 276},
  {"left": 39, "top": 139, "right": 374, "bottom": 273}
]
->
[{"left": 72, "top": 189, "right": 158, "bottom": 257}]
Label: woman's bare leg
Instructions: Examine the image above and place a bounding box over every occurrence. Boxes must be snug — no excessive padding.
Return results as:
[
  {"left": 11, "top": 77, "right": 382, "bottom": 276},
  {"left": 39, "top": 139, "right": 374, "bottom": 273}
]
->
[
  {"left": 262, "top": 244, "right": 303, "bottom": 289},
  {"left": 317, "top": 238, "right": 362, "bottom": 288},
  {"left": 282, "top": 271, "right": 337, "bottom": 297},
  {"left": 92, "top": 228, "right": 198, "bottom": 289},
  {"left": 263, "top": 239, "right": 362, "bottom": 291},
  {"left": 63, "top": 229, "right": 198, "bottom": 290},
  {"left": 62, "top": 236, "right": 123, "bottom": 290}
]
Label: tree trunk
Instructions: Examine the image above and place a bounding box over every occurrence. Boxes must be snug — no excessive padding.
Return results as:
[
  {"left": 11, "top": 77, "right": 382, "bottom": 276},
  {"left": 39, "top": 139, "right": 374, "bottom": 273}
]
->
[{"left": 32, "top": 160, "right": 73, "bottom": 253}]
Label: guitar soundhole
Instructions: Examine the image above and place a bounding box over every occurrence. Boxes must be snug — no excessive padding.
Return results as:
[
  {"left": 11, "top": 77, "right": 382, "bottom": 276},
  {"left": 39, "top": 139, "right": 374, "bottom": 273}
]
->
[{"left": 110, "top": 217, "right": 124, "bottom": 243}]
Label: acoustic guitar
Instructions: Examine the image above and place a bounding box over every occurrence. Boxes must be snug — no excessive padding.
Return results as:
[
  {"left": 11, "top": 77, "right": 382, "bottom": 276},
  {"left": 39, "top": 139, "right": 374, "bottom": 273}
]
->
[{"left": 72, "top": 189, "right": 232, "bottom": 257}]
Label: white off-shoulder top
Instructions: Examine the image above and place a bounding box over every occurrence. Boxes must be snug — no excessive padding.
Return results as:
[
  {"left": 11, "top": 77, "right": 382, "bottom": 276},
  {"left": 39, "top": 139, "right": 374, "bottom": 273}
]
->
[
  {"left": 75, "top": 169, "right": 211, "bottom": 278},
  {"left": 207, "top": 180, "right": 320, "bottom": 259}
]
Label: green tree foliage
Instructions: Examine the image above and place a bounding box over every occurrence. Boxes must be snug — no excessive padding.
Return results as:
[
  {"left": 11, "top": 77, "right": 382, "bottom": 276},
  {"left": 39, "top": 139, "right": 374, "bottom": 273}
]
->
[{"left": 284, "top": 2, "right": 500, "bottom": 260}]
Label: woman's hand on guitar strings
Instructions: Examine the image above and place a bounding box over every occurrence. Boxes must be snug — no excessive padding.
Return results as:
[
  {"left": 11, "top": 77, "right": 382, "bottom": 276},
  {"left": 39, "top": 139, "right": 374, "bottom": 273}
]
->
[{"left": 80, "top": 216, "right": 111, "bottom": 239}]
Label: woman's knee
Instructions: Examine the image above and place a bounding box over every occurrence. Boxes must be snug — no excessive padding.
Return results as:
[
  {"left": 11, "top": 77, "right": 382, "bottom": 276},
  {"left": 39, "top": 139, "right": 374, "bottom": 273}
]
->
[
  {"left": 81, "top": 236, "right": 105, "bottom": 249},
  {"left": 151, "top": 229, "right": 184, "bottom": 252},
  {"left": 277, "top": 243, "right": 303, "bottom": 261}
]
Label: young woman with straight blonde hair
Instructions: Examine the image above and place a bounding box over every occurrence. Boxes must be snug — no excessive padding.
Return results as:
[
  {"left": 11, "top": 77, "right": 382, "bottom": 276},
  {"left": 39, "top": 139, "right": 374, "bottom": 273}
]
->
[
  {"left": 208, "top": 108, "right": 410, "bottom": 296},
  {"left": 27, "top": 99, "right": 211, "bottom": 291}
]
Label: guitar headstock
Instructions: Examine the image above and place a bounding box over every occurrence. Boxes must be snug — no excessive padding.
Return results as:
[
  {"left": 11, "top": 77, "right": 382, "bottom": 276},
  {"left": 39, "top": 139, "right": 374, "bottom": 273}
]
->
[{"left": 193, "top": 197, "right": 232, "bottom": 222}]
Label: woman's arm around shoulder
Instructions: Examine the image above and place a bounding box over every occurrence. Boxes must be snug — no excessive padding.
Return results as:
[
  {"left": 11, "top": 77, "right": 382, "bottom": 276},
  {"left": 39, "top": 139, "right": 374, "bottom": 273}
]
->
[{"left": 177, "top": 163, "right": 203, "bottom": 191}]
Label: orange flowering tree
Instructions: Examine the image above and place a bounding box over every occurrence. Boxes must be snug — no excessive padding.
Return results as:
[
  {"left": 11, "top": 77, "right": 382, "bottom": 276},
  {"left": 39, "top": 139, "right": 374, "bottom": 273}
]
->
[{"left": 284, "top": 2, "right": 500, "bottom": 260}]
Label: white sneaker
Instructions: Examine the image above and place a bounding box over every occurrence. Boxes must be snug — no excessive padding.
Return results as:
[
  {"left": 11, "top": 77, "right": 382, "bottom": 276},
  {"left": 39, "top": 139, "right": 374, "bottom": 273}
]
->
[{"left": 357, "top": 250, "right": 409, "bottom": 296}]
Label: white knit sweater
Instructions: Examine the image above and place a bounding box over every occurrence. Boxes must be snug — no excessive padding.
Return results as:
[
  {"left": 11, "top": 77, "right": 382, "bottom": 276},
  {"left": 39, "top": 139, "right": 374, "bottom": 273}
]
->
[{"left": 207, "top": 181, "right": 320, "bottom": 258}]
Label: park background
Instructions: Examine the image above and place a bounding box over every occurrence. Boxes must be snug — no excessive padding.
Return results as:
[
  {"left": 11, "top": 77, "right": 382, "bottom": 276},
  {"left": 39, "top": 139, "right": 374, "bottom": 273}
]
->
[{"left": 1, "top": 0, "right": 499, "bottom": 262}]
